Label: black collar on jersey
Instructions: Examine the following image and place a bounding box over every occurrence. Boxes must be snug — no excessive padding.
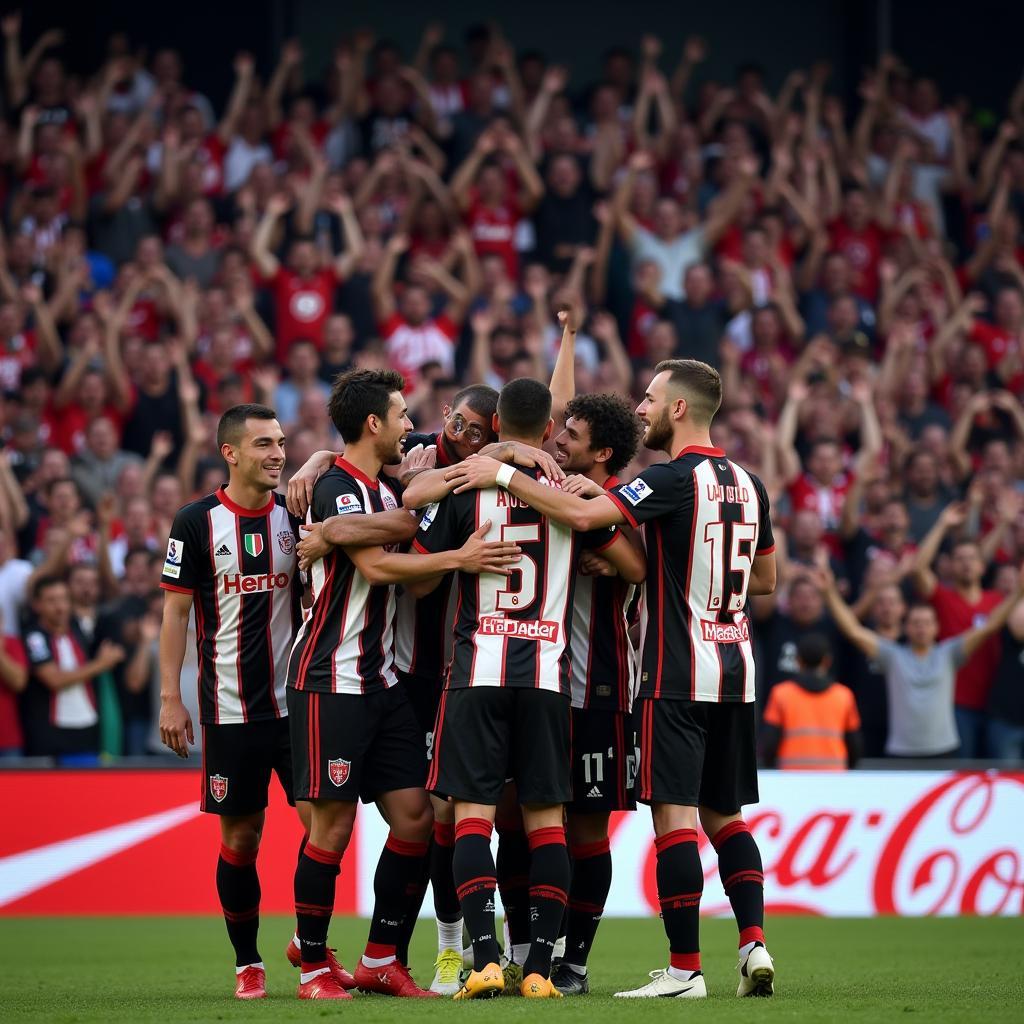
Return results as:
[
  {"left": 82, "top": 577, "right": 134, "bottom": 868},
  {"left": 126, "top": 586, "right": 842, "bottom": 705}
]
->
[
  {"left": 674, "top": 444, "right": 725, "bottom": 460},
  {"left": 216, "top": 486, "right": 276, "bottom": 517},
  {"left": 334, "top": 455, "right": 380, "bottom": 490}
]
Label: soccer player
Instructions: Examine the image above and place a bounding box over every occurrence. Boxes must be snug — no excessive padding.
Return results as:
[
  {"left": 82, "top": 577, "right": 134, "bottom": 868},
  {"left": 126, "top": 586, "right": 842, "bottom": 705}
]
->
[
  {"left": 159, "top": 404, "right": 356, "bottom": 1000},
  {"left": 403, "top": 377, "right": 646, "bottom": 999},
  {"left": 545, "top": 393, "right": 644, "bottom": 995},
  {"left": 285, "top": 369, "right": 521, "bottom": 1001},
  {"left": 444, "top": 359, "right": 779, "bottom": 999}
]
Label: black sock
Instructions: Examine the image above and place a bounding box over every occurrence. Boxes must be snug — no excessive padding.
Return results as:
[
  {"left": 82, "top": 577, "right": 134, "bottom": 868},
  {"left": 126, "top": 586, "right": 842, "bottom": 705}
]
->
[
  {"left": 366, "top": 833, "right": 430, "bottom": 963},
  {"left": 217, "top": 843, "right": 261, "bottom": 967},
  {"left": 453, "top": 818, "right": 501, "bottom": 970},
  {"left": 564, "top": 838, "right": 612, "bottom": 968},
  {"left": 495, "top": 823, "right": 531, "bottom": 949},
  {"left": 655, "top": 828, "right": 702, "bottom": 975},
  {"left": 712, "top": 820, "right": 765, "bottom": 948},
  {"left": 431, "top": 820, "right": 462, "bottom": 922},
  {"left": 294, "top": 842, "right": 341, "bottom": 970},
  {"left": 395, "top": 842, "right": 430, "bottom": 966},
  {"left": 523, "top": 826, "right": 570, "bottom": 979}
]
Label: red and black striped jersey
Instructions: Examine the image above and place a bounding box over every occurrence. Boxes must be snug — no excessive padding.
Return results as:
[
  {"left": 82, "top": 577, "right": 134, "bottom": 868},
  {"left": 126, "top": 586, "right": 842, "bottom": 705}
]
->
[
  {"left": 288, "top": 457, "right": 404, "bottom": 695},
  {"left": 569, "top": 475, "right": 636, "bottom": 712},
  {"left": 413, "top": 468, "right": 618, "bottom": 695},
  {"left": 606, "top": 447, "right": 774, "bottom": 704},
  {"left": 160, "top": 488, "right": 301, "bottom": 725}
]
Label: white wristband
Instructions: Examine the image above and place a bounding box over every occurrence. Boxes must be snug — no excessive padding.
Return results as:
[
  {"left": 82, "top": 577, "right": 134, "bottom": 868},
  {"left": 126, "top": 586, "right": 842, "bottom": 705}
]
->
[{"left": 495, "top": 463, "right": 516, "bottom": 489}]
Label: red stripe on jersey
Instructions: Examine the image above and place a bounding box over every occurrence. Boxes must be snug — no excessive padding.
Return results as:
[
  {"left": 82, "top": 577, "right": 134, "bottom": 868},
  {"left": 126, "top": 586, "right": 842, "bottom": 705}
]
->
[
  {"left": 159, "top": 582, "right": 193, "bottom": 594},
  {"left": 331, "top": 562, "right": 353, "bottom": 695},
  {"left": 605, "top": 490, "right": 638, "bottom": 528},
  {"left": 207, "top": 509, "right": 221, "bottom": 725},
  {"left": 467, "top": 492, "right": 481, "bottom": 688},
  {"left": 334, "top": 456, "right": 379, "bottom": 490},
  {"left": 655, "top": 521, "right": 667, "bottom": 699},
  {"left": 216, "top": 486, "right": 275, "bottom": 517},
  {"left": 426, "top": 688, "right": 447, "bottom": 792},
  {"left": 264, "top": 509, "right": 280, "bottom": 717},
  {"left": 756, "top": 544, "right": 776, "bottom": 555},
  {"left": 411, "top": 539, "right": 429, "bottom": 554},
  {"left": 295, "top": 559, "right": 335, "bottom": 690},
  {"left": 233, "top": 515, "right": 248, "bottom": 723},
  {"left": 684, "top": 474, "right": 700, "bottom": 701}
]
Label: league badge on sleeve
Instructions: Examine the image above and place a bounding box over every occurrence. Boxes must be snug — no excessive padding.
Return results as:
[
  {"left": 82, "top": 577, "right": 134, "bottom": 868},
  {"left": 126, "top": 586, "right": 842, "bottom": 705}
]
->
[
  {"left": 621, "top": 478, "right": 654, "bottom": 506},
  {"left": 336, "top": 493, "right": 362, "bottom": 516},
  {"left": 163, "top": 537, "right": 184, "bottom": 578}
]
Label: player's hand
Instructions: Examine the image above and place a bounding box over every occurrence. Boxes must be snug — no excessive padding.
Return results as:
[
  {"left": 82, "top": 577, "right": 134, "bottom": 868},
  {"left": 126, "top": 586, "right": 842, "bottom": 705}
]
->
[
  {"left": 446, "top": 454, "right": 503, "bottom": 494},
  {"left": 579, "top": 552, "right": 617, "bottom": 577},
  {"left": 159, "top": 696, "right": 194, "bottom": 759},
  {"left": 399, "top": 443, "right": 436, "bottom": 481},
  {"left": 297, "top": 523, "right": 331, "bottom": 572},
  {"left": 562, "top": 474, "right": 605, "bottom": 498},
  {"left": 457, "top": 521, "right": 521, "bottom": 576},
  {"left": 96, "top": 639, "right": 126, "bottom": 669},
  {"left": 287, "top": 450, "right": 337, "bottom": 518},
  {"left": 482, "top": 441, "right": 566, "bottom": 483}
]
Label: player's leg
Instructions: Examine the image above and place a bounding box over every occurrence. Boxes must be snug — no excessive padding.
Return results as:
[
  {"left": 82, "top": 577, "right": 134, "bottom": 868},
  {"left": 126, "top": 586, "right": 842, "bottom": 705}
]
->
[
  {"left": 287, "top": 688, "right": 360, "bottom": 999},
  {"left": 699, "top": 702, "right": 772, "bottom": 997},
  {"left": 203, "top": 720, "right": 280, "bottom": 1000},
  {"left": 513, "top": 690, "right": 573, "bottom": 999},
  {"left": 352, "top": 686, "right": 438, "bottom": 997},
  {"left": 427, "top": 793, "right": 464, "bottom": 994},
  {"left": 615, "top": 698, "right": 706, "bottom": 999},
  {"left": 494, "top": 783, "right": 531, "bottom": 973}
]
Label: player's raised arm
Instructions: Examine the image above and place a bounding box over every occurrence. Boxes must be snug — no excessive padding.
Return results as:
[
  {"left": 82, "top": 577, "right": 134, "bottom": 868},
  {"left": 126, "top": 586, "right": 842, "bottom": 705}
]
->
[
  {"left": 445, "top": 457, "right": 626, "bottom": 532},
  {"left": 158, "top": 588, "right": 195, "bottom": 758}
]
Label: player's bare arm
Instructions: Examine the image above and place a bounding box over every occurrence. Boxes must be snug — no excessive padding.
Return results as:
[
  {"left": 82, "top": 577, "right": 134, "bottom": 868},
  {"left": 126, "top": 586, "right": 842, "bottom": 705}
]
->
[
  {"left": 158, "top": 588, "right": 195, "bottom": 759},
  {"left": 816, "top": 566, "right": 880, "bottom": 660},
  {"left": 346, "top": 521, "right": 521, "bottom": 586},
  {"left": 297, "top": 511, "right": 420, "bottom": 571},
  {"left": 445, "top": 456, "right": 626, "bottom": 532},
  {"left": 598, "top": 532, "right": 647, "bottom": 584},
  {"left": 286, "top": 449, "right": 337, "bottom": 517},
  {"left": 748, "top": 551, "right": 778, "bottom": 596},
  {"left": 401, "top": 441, "right": 564, "bottom": 511}
]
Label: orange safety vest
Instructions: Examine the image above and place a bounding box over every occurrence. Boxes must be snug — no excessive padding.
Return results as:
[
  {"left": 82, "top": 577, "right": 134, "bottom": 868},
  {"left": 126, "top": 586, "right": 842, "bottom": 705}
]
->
[{"left": 762, "top": 680, "right": 861, "bottom": 771}]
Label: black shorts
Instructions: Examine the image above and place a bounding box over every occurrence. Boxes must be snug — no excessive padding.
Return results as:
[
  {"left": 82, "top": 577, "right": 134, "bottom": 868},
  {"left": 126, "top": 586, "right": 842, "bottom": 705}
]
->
[
  {"left": 428, "top": 687, "right": 570, "bottom": 806},
  {"left": 287, "top": 685, "right": 426, "bottom": 804},
  {"left": 568, "top": 707, "right": 637, "bottom": 813},
  {"left": 201, "top": 718, "right": 294, "bottom": 816},
  {"left": 634, "top": 698, "right": 758, "bottom": 815},
  {"left": 396, "top": 670, "right": 443, "bottom": 761}
]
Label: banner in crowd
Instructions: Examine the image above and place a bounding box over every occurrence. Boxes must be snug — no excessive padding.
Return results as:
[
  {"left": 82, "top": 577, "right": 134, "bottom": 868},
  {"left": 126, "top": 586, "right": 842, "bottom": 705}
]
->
[{"left": 1, "top": 769, "right": 1021, "bottom": 917}]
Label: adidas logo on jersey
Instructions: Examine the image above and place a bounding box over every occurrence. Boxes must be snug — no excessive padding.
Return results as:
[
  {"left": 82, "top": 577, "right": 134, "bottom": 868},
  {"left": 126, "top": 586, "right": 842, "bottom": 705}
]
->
[
  {"left": 215, "top": 545, "right": 232, "bottom": 557},
  {"left": 586, "top": 785, "right": 602, "bottom": 798}
]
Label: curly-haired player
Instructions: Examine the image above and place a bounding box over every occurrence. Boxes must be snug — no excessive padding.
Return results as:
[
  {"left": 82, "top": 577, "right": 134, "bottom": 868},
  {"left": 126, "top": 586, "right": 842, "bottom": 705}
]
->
[{"left": 545, "top": 392, "right": 643, "bottom": 994}]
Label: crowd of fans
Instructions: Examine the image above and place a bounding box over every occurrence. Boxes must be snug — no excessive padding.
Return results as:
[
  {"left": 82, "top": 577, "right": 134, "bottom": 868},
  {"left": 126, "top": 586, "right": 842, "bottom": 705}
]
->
[{"left": 0, "top": 14, "right": 1022, "bottom": 765}]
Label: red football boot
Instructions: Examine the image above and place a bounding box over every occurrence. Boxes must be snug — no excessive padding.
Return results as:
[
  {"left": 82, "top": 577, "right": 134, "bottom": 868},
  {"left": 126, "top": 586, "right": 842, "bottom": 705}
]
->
[
  {"left": 286, "top": 940, "right": 357, "bottom": 989},
  {"left": 353, "top": 959, "right": 440, "bottom": 997},
  {"left": 234, "top": 965, "right": 266, "bottom": 1000},
  {"left": 296, "top": 969, "right": 353, "bottom": 1000}
]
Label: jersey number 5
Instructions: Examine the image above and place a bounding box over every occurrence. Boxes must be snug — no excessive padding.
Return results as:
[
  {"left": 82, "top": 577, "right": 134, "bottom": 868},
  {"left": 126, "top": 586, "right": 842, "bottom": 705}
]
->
[
  {"left": 483, "top": 523, "right": 540, "bottom": 612},
  {"left": 703, "top": 521, "right": 756, "bottom": 613}
]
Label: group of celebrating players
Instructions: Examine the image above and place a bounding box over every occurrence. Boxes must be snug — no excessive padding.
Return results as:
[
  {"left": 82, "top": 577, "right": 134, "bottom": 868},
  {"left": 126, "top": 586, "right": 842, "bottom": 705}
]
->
[{"left": 157, "top": 312, "right": 778, "bottom": 1002}]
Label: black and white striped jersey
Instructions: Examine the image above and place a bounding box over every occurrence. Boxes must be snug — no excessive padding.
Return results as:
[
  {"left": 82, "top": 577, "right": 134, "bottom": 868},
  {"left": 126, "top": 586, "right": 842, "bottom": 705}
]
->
[
  {"left": 413, "top": 468, "right": 617, "bottom": 695},
  {"left": 288, "top": 457, "right": 404, "bottom": 695},
  {"left": 160, "top": 487, "right": 301, "bottom": 725},
  {"left": 606, "top": 446, "right": 774, "bottom": 704}
]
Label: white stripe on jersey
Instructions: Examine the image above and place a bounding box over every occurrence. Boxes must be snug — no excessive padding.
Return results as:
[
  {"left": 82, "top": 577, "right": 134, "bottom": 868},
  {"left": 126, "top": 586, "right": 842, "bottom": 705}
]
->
[
  {"left": 209, "top": 504, "right": 244, "bottom": 722},
  {"left": 730, "top": 462, "right": 761, "bottom": 701},
  {"left": 569, "top": 573, "right": 595, "bottom": 707},
  {"left": 266, "top": 503, "right": 293, "bottom": 714},
  {"left": 686, "top": 459, "right": 761, "bottom": 703}
]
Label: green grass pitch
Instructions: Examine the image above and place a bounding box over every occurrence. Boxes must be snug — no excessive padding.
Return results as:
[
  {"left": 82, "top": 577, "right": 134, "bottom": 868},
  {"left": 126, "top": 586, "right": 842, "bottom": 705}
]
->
[{"left": 1, "top": 915, "right": 1021, "bottom": 1022}]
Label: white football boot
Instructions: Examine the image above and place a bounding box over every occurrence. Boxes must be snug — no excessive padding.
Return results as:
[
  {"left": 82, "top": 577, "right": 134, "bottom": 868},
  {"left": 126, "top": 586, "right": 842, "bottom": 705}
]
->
[
  {"left": 614, "top": 969, "right": 707, "bottom": 999},
  {"left": 736, "top": 944, "right": 775, "bottom": 997}
]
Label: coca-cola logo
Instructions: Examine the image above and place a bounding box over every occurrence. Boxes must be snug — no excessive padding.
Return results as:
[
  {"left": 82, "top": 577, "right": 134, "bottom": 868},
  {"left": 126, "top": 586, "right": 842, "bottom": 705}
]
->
[{"left": 640, "top": 772, "right": 1024, "bottom": 917}]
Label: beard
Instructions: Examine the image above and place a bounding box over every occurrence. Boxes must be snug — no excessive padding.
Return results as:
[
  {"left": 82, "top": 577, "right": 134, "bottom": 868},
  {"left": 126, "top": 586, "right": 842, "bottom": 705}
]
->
[{"left": 643, "top": 408, "right": 673, "bottom": 453}]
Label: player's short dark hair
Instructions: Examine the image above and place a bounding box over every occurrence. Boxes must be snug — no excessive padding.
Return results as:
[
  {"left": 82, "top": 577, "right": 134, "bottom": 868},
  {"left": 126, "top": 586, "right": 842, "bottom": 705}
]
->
[
  {"left": 217, "top": 404, "right": 279, "bottom": 450},
  {"left": 452, "top": 383, "right": 499, "bottom": 423},
  {"left": 496, "top": 378, "right": 552, "bottom": 438},
  {"left": 655, "top": 358, "right": 723, "bottom": 425},
  {"left": 797, "top": 632, "right": 831, "bottom": 671},
  {"left": 329, "top": 368, "right": 405, "bottom": 443},
  {"left": 564, "top": 394, "right": 643, "bottom": 476},
  {"left": 31, "top": 573, "right": 68, "bottom": 601}
]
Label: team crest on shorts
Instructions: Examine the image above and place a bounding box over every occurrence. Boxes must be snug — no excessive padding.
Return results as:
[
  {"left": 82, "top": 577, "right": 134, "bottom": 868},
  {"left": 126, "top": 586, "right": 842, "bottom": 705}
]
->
[
  {"left": 278, "top": 531, "right": 295, "bottom": 555},
  {"left": 328, "top": 758, "right": 351, "bottom": 787},
  {"left": 210, "top": 774, "right": 229, "bottom": 802}
]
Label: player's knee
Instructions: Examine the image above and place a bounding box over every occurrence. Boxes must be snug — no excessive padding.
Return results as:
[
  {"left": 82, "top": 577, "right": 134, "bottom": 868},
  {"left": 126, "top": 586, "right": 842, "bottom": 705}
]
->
[
  {"left": 566, "top": 812, "right": 610, "bottom": 847},
  {"left": 394, "top": 799, "right": 433, "bottom": 842},
  {"left": 698, "top": 805, "right": 741, "bottom": 839},
  {"left": 652, "top": 802, "right": 698, "bottom": 836},
  {"left": 220, "top": 815, "right": 263, "bottom": 853}
]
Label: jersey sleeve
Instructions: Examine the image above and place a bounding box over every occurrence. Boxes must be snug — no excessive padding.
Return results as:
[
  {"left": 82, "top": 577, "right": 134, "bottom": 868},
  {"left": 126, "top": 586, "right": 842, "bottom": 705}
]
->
[
  {"left": 412, "top": 493, "right": 464, "bottom": 556},
  {"left": 312, "top": 473, "right": 365, "bottom": 524},
  {"left": 160, "top": 507, "right": 206, "bottom": 594},
  {"left": 751, "top": 473, "right": 776, "bottom": 555},
  {"left": 606, "top": 462, "right": 688, "bottom": 528},
  {"left": 578, "top": 524, "right": 619, "bottom": 552}
]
